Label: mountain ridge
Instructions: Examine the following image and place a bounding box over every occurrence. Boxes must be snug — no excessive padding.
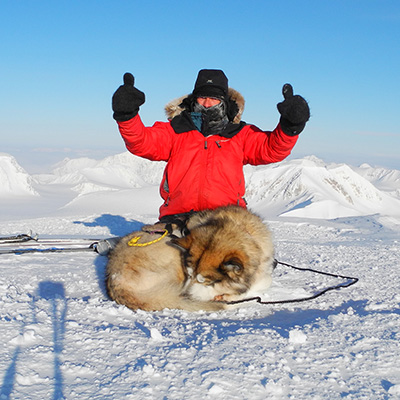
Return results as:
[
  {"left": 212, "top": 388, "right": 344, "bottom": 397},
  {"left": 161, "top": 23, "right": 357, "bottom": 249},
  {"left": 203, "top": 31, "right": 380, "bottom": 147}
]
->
[{"left": 1, "top": 152, "right": 399, "bottom": 220}]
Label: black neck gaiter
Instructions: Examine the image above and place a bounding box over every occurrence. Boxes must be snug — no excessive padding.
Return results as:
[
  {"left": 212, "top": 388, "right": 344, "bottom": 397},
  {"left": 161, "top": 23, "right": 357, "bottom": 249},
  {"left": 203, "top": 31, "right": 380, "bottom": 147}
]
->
[{"left": 193, "top": 101, "right": 229, "bottom": 136}]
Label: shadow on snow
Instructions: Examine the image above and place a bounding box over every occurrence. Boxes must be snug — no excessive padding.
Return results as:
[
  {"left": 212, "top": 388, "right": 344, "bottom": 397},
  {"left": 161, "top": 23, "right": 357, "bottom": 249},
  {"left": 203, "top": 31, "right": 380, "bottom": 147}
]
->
[
  {"left": 73, "top": 213, "right": 144, "bottom": 237},
  {"left": 1, "top": 281, "right": 67, "bottom": 400}
]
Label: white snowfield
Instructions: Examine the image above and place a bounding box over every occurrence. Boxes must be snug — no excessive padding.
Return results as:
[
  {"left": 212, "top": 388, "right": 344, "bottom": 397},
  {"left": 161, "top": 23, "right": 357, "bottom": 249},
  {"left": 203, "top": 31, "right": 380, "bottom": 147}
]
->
[{"left": 1, "top": 151, "right": 400, "bottom": 399}]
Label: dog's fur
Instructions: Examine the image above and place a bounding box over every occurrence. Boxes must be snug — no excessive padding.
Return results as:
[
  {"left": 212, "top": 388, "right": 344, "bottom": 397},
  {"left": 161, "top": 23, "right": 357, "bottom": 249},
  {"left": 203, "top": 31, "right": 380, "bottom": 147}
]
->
[{"left": 105, "top": 206, "right": 274, "bottom": 312}]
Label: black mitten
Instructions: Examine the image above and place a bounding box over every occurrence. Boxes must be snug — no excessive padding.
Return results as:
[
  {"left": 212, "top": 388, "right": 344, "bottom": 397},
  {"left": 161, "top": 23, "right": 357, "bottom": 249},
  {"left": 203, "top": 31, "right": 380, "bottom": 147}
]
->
[
  {"left": 277, "top": 84, "right": 310, "bottom": 136},
  {"left": 112, "top": 73, "right": 145, "bottom": 122}
]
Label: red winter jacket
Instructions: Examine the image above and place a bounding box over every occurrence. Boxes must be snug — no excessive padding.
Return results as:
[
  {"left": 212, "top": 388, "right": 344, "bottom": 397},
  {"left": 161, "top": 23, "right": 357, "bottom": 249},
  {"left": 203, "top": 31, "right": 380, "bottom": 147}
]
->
[{"left": 117, "top": 89, "right": 298, "bottom": 218}]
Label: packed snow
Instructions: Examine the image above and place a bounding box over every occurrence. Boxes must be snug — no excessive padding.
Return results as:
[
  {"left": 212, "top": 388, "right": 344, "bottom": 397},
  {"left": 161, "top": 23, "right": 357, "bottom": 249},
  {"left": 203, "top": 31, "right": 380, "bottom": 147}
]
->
[{"left": 1, "top": 151, "right": 400, "bottom": 399}]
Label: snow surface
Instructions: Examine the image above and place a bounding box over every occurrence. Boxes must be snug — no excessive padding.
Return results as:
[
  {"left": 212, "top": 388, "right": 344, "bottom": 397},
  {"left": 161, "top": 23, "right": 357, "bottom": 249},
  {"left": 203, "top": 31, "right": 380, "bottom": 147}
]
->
[{"left": 1, "top": 152, "right": 400, "bottom": 399}]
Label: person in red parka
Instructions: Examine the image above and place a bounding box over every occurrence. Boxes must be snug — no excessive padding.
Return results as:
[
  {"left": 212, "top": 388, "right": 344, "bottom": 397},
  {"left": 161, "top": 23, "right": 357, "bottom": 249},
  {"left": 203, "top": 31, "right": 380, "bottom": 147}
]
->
[{"left": 111, "top": 69, "right": 310, "bottom": 223}]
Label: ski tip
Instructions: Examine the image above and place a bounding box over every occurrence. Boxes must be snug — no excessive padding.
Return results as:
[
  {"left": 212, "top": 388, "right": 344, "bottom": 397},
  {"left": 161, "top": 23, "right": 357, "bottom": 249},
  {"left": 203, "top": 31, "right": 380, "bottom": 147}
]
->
[{"left": 28, "top": 230, "right": 39, "bottom": 241}]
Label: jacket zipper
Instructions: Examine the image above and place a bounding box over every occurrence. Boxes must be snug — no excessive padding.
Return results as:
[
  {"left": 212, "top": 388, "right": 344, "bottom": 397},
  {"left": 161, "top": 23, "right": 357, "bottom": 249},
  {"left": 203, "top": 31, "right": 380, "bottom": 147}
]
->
[{"left": 199, "top": 139, "right": 210, "bottom": 208}]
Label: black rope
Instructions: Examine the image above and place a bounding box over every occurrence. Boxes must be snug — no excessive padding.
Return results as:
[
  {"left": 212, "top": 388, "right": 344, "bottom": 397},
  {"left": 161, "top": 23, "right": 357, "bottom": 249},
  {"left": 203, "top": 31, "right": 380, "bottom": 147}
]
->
[{"left": 225, "top": 259, "right": 359, "bottom": 306}]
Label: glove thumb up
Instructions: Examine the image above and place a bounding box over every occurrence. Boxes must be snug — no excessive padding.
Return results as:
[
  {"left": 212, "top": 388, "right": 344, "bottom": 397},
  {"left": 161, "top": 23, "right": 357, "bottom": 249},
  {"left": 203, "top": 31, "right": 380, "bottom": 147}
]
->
[
  {"left": 277, "top": 83, "right": 310, "bottom": 136},
  {"left": 112, "top": 72, "right": 145, "bottom": 122},
  {"left": 282, "top": 83, "right": 294, "bottom": 100},
  {"left": 123, "top": 72, "right": 135, "bottom": 87}
]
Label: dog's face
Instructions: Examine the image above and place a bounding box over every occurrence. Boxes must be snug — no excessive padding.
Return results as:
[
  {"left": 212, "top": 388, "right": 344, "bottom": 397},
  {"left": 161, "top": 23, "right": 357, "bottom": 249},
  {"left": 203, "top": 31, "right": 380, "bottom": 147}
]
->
[
  {"left": 178, "top": 233, "right": 248, "bottom": 283},
  {"left": 171, "top": 222, "right": 260, "bottom": 301}
]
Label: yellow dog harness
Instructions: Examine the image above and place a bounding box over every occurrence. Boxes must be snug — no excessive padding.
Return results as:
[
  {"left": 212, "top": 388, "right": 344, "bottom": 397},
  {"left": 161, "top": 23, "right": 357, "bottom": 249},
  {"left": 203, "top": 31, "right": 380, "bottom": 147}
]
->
[{"left": 127, "top": 229, "right": 169, "bottom": 247}]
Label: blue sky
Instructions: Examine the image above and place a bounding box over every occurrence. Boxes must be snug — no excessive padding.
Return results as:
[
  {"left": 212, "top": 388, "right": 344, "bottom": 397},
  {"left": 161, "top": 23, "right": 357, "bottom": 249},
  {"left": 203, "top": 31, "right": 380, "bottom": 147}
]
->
[{"left": 1, "top": 0, "right": 399, "bottom": 172}]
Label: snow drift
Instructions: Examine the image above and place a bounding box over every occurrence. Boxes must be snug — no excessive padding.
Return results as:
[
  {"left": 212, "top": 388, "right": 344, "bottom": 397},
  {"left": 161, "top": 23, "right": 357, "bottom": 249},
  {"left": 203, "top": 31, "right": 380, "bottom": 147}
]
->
[{"left": 1, "top": 151, "right": 400, "bottom": 399}]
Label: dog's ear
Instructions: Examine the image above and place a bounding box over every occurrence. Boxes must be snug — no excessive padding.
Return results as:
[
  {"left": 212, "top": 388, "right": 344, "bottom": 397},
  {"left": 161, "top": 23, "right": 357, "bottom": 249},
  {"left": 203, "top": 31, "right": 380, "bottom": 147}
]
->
[{"left": 169, "top": 234, "right": 194, "bottom": 252}]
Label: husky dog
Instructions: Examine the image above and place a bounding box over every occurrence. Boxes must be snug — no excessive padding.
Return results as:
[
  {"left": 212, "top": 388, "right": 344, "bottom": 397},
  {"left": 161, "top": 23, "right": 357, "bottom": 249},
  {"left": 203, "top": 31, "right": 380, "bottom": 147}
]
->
[{"left": 105, "top": 206, "right": 275, "bottom": 311}]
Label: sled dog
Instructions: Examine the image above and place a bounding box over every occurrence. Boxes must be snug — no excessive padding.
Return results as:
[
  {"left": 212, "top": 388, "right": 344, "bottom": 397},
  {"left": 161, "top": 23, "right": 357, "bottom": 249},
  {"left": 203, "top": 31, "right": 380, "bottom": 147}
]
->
[{"left": 105, "top": 206, "right": 275, "bottom": 311}]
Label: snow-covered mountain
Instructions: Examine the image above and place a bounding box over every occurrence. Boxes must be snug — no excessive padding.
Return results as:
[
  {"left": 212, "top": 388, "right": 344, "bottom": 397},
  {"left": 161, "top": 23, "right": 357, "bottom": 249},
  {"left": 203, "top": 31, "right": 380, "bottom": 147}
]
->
[
  {"left": 1, "top": 152, "right": 400, "bottom": 222},
  {"left": 38, "top": 152, "right": 165, "bottom": 189},
  {"left": 353, "top": 163, "right": 400, "bottom": 197},
  {"left": 0, "top": 153, "right": 39, "bottom": 197},
  {"left": 245, "top": 156, "right": 400, "bottom": 219}
]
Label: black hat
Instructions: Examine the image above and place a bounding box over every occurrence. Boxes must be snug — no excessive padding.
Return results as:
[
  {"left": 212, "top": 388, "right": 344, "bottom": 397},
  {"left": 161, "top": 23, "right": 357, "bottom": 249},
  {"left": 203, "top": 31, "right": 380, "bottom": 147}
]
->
[{"left": 192, "top": 69, "right": 229, "bottom": 99}]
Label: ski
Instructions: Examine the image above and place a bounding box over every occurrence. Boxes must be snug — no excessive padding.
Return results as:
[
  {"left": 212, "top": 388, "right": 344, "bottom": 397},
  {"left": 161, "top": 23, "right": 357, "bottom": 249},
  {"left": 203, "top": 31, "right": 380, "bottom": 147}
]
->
[
  {"left": 0, "top": 235, "right": 121, "bottom": 255},
  {"left": 0, "top": 245, "right": 98, "bottom": 255},
  {"left": 0, "top": 237, "right": 100, "bottom": 255},
  {"left": 0, "top": 230, "right": 38, "bottom": 244}
]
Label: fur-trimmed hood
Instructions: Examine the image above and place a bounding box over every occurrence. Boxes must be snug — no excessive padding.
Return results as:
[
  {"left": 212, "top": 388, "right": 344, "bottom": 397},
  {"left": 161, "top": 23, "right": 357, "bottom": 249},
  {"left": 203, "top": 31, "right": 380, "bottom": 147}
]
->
[{"left": 164, "top": 88, "right": 245, "bottom": 124}]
